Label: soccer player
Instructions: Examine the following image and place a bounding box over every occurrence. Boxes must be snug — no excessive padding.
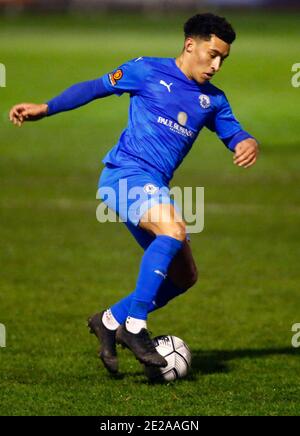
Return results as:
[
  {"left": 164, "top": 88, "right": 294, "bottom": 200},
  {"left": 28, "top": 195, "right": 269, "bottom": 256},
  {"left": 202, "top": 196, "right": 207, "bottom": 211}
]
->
[{"left": 9, "top": 13, "right": 259, "bottom": 374}]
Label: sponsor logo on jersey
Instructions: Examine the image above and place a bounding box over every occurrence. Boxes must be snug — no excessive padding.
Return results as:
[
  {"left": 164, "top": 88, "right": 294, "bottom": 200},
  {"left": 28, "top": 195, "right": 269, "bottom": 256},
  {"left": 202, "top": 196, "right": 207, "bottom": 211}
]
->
[
  {"left": 157, "top": 116, "right": 194, "bottom": 138},
  {"left": 199, "top": 94, "right": 211, "bottom": 109},
  {"left": 109, "top": 69, "right": 123, "bottom": 86}
]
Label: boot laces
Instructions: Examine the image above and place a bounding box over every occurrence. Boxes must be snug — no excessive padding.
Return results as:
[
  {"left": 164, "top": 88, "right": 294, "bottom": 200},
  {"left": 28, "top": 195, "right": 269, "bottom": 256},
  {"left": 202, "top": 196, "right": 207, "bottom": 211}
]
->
[{"left": 139, "top": 329, "right": 155, "bottom": 351}]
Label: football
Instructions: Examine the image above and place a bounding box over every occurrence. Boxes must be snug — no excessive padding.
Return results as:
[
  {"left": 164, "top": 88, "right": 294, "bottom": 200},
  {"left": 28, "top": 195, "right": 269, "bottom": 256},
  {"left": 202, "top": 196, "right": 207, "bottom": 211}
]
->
[{"left": 145, "top": 335, "right": 192, "bottom": 382}]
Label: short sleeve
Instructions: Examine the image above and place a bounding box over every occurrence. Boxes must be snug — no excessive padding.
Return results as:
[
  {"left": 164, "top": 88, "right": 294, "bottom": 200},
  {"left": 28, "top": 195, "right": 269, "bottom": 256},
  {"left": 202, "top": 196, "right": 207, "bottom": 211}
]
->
[
  {"left": 205, "top": 92, "right": 243, "bottom": 140},
  {"left": 102, "top": 57, "right": 148, "bottom": 96}
]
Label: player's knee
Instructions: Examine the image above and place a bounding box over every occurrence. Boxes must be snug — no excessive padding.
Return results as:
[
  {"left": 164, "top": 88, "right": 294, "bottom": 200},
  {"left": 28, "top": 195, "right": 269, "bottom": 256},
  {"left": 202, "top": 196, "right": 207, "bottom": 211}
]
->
[
  {"left": 163, "top": 223, "right": 186, "bottom": 242},
  {"left": 189, "top": 264, "right": 198, "bottom": 287},
  {"left": 172, "top": 264, "right": 198, "bottom": 290},
  {"left": 184, "top": 264, "right": 198, "bottom": 289}
]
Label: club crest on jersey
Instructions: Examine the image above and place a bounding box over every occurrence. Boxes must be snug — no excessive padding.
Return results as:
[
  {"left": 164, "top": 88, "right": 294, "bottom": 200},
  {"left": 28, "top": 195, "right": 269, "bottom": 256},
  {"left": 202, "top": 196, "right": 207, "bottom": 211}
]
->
[
  {"left": 143, "top": 184, "right": 159, "bottom": 195},
  {"left": 109, "top": 69, "right": 123, "bottom": 86},
  {"left": 199, "top": 94, "right": 211, "bottom": 109}
]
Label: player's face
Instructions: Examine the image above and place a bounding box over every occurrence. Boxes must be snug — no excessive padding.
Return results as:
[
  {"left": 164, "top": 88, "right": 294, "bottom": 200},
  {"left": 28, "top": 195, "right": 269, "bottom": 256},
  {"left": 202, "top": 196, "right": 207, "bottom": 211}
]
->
[{"left": 187, "top": 35, "right": 231, "bottom": 84}]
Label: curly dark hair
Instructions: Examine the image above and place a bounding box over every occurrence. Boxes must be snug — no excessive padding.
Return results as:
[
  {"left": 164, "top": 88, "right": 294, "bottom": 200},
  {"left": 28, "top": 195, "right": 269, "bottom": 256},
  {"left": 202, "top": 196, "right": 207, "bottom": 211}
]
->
[{"left": 184, "top": 13, "right": 236, "bottom": 44}]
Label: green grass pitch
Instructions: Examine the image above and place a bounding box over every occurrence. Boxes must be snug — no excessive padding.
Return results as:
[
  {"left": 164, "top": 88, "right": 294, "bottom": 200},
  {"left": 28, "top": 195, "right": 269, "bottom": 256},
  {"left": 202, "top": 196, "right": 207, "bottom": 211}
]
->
[{"left": 0, "top": 11, "right": 300, "bottom": 416}]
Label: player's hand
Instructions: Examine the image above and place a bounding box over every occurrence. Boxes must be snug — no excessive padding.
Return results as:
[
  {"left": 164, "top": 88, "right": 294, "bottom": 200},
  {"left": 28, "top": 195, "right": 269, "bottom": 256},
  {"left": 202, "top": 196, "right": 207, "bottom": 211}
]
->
[
  {"left": 9, "top": 103, "right": 48, "bottom": 127},
  {"left": 233, "top": 138, "right": 259, "bottom": 169}
]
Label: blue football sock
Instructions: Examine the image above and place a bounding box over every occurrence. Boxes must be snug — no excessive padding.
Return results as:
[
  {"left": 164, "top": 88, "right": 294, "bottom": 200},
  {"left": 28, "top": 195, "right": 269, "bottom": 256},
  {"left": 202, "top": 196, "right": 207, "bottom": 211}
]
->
[
  {"left": 111, "top": 295, "right": 133, "bottom": 325},
  {"left": 127, "top": 235, "right": 183, "bottom": 320},
  {"left": 147, "top": 277, "right": 186, "bottom": 312},
  {"left": 110, "top": 277, "right": 187, "bottom": 324}
]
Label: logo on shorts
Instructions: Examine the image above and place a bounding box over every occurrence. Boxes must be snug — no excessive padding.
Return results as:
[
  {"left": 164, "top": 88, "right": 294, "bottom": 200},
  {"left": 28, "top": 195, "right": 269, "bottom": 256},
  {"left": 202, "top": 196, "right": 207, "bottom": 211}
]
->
[
  {"left": 143, "top": 184, "right": 159, "bottom": 195},
  {"left": 109, "top": 69, "right": 123, "bottom": 86},
  {"left": 199, "top": 94, "right": 211, "bottom": 109}
]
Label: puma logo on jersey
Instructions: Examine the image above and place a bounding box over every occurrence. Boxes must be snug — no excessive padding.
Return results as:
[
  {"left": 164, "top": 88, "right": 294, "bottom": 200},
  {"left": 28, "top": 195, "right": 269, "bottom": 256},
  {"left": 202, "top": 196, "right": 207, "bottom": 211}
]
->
[{"left": 160, "top": 80, "right": 173, "bottom": 93}]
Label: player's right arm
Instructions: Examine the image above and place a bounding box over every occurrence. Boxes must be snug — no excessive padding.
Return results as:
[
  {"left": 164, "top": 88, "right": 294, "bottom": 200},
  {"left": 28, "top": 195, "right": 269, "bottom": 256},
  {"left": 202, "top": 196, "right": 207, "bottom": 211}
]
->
[
  {"left": 9, "top": 58, "right": 146, "bottom": 127},
  {"left": 9, "top": 77, "right": 113, "bottom": 127},
  {"left": 9, "top": 103, "right": 49, "bottom": 127}
]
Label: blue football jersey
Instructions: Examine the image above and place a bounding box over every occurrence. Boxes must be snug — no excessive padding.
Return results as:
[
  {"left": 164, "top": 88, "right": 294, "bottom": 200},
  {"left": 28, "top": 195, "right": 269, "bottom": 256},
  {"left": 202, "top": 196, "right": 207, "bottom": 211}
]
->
[{"left": 102, "top": 57, "right": 244, "bottom": 183}]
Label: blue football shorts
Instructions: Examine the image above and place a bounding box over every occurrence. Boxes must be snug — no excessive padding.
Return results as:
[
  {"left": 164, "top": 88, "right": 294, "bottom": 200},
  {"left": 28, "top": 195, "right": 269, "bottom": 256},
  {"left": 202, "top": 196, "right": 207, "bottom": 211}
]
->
[{"left": 98, "top": 163, "right": 185, "bottom": 250}]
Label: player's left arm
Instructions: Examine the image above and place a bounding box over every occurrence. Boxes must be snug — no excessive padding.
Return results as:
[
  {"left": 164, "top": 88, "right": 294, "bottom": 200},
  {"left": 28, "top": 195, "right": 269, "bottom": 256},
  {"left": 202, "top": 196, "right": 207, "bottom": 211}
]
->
[
  {"left": 222, "top": 130, "right": 259, "bottom": 168},
  {"left": 206, "top": 91, "right": 259, "bottom": 169},
  {"left": 232, "top": 137, "right": 259, "bottom": 169}
]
